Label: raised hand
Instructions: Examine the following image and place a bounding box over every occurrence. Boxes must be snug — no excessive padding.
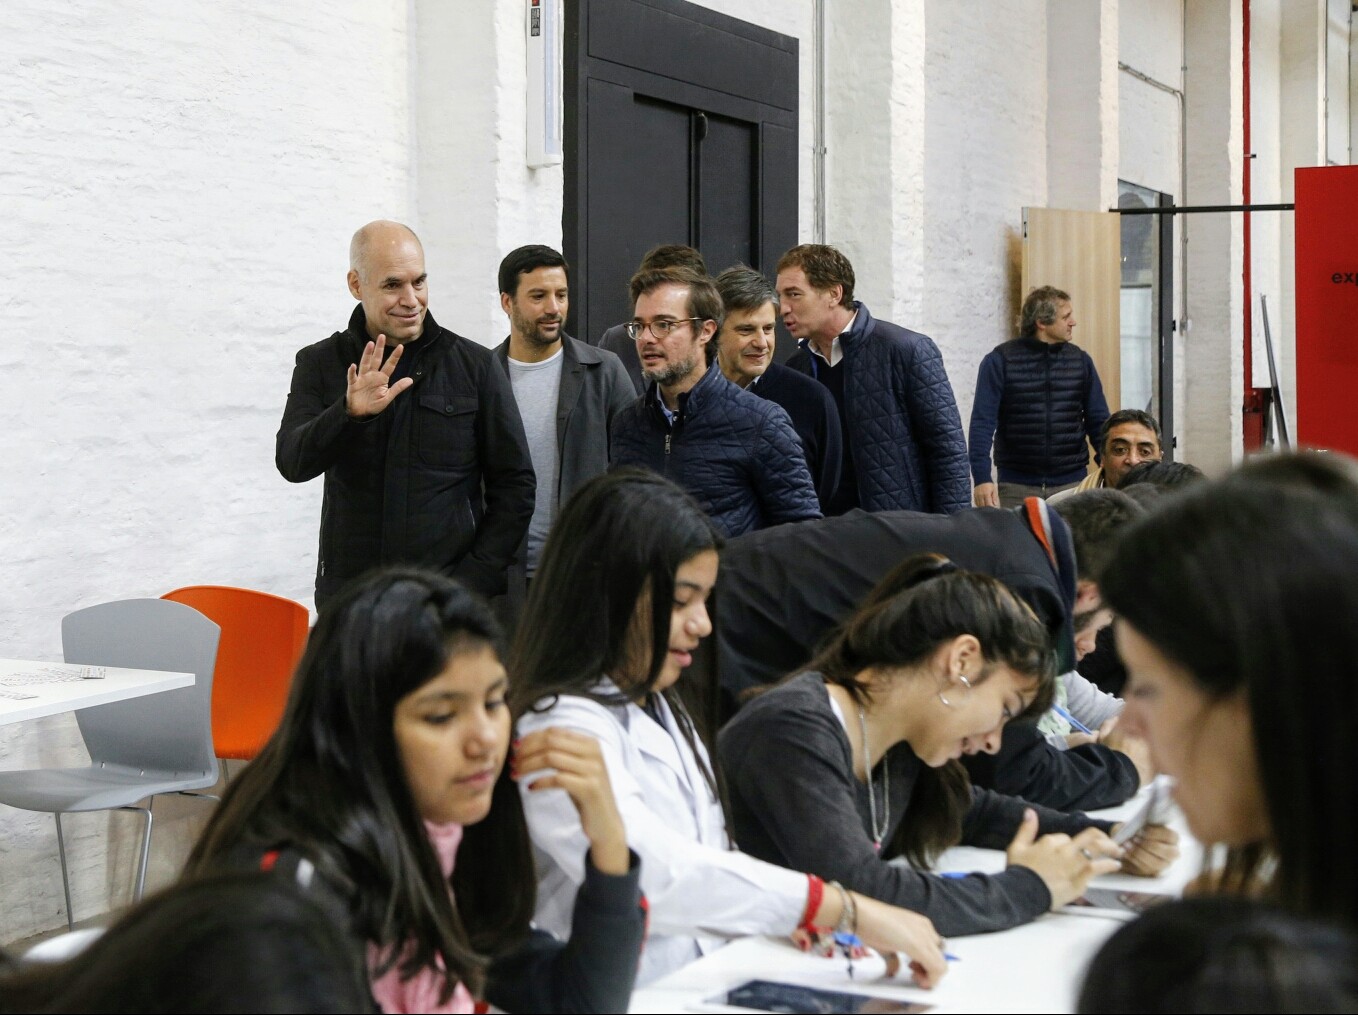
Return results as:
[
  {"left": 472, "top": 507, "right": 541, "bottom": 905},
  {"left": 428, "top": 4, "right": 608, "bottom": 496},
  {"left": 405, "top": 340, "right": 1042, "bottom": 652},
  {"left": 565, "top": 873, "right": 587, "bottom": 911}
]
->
[
  {"left": 346, "top": 334, "right": 414, "bottom": 419},
  {"left": 1005, "top": 809, "right": 1123, "bottom": 909},
  {"left": 513, "top": 727, "right": 629, "bottom": 876}
]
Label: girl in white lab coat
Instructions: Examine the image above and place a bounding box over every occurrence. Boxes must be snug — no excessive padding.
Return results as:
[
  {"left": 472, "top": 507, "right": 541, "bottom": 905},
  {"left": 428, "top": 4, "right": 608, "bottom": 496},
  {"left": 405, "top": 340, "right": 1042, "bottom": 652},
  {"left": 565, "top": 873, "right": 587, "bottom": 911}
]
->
[{"left": 510, "top": 468, "right": 948, "bottom": 988}]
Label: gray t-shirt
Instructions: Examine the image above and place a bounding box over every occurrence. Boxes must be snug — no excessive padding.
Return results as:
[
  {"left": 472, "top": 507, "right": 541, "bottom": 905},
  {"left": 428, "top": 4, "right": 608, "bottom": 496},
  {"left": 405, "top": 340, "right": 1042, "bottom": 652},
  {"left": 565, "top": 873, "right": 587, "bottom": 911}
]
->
[{"left": 506, "top": 347, "right": 564, "bottom": 574}]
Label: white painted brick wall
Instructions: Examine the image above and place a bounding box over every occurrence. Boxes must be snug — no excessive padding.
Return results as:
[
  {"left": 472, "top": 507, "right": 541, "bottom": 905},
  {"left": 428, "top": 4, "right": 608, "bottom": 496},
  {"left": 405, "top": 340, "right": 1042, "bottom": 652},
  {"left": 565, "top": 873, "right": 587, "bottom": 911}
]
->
[
  {"left": 1183, "top": 0, "right": 1245, "bottom": 473},
  {"left": 923, "top": 0, "right": 1050, "bottom": 433},
  {"left": 0, "top": 0, "right": 412, "bottom": 942},
  {"left": 1119, "top": 0, "right": 1187, "bottom": 450}
]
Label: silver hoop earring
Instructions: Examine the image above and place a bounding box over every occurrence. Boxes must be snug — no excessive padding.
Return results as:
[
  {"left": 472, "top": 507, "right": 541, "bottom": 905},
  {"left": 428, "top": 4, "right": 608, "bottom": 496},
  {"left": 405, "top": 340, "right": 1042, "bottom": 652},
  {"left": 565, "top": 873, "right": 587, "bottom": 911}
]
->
[{"left": 940, "top": 672, "right": 970, "bottom": 707}]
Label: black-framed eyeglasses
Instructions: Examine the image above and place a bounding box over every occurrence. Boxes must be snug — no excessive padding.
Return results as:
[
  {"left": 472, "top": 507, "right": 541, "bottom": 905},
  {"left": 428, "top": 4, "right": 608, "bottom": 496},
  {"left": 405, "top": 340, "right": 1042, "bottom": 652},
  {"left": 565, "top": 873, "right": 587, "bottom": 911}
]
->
[{"left": 625, "top": 318, "right": 702, "bottom": 340}]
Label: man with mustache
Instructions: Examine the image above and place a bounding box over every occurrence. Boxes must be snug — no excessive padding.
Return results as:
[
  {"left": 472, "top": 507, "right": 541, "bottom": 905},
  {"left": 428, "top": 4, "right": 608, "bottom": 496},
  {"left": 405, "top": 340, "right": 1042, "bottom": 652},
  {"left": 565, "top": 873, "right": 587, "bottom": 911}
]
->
[{"left": 495, "top": 244, "right": 635, "bottom": 588}]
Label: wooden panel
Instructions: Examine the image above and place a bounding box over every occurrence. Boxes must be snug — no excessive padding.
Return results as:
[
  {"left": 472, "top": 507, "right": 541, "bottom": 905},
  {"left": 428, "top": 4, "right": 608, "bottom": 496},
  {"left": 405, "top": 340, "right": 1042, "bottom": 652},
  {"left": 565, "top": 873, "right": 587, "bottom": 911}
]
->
[{"left": 1022, "top": 207, "right": 1122, "bottom": 472}]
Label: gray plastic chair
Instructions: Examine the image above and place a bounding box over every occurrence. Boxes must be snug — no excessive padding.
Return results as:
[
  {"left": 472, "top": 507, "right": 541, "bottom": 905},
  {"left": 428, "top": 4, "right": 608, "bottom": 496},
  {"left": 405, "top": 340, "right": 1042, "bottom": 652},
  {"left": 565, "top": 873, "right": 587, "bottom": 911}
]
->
[{"left": 0, "top": 598, "right": 220, "bottom": 928}]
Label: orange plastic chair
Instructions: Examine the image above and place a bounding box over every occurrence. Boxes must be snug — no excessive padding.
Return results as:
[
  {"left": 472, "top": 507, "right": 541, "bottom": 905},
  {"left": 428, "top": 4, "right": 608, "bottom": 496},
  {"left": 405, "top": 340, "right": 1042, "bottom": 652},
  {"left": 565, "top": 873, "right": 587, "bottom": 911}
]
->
[{"left": 160, "top": 585, "right": 310, "bottom": 762}]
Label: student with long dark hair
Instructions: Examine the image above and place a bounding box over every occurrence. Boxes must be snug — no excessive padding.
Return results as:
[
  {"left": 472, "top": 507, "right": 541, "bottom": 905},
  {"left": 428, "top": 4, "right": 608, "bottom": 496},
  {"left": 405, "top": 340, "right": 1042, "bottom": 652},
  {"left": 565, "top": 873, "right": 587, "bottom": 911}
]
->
[
  {"left": 718, "top": 555, "right": 1177, "bottom": 937},
  {"left": 1101, "top": 451, "right": 1358, "bottom": 925},
  {"left": 511, "top": 469, "right": 949, "bottom": 988},
  {"left": 0, "top": 873, "right": 374, "bottom": 1014},
  {"left": 185, "top": 570, "right": 644, "bottom": 1013}
]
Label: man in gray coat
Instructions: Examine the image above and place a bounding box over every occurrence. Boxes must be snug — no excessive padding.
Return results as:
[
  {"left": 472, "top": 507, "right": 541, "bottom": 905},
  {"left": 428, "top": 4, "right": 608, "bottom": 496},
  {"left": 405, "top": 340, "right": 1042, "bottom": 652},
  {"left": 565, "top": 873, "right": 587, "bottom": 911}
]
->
[{"left": 495, "top": 245, "right": 636, "bottom": 591}]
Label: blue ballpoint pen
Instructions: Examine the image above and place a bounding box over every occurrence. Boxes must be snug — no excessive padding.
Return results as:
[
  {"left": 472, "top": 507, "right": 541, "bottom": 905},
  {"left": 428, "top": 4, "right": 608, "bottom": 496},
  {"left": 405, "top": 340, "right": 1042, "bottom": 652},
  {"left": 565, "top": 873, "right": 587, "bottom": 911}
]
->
[
  {"left": 832, "top": 931, "right": 961, "bottom": 977},
  {"left": 1053, "top": 703, "right": 1093, "bottom": 735}
]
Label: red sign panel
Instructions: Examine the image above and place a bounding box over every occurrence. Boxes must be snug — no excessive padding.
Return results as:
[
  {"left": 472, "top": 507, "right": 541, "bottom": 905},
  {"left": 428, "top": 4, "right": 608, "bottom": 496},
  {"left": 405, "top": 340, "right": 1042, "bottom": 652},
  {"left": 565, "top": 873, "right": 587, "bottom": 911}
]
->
[{"left": 1295, "top": 165, "right": 1358, "bottom": 454}]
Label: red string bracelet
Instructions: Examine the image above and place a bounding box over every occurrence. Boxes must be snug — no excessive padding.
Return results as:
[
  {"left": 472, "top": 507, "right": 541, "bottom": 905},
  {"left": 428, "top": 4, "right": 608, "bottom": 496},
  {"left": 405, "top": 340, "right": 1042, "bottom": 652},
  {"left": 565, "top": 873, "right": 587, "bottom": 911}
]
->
[{"left": 799, "top": 874, "right": 825, "bottom": 931}]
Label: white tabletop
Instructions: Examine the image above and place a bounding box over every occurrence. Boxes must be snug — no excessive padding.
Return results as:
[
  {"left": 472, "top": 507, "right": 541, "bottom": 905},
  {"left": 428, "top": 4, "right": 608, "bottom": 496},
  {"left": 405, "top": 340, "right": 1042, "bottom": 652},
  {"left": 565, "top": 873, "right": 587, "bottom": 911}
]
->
[
  {"left": 630, "top": 789, "right": 1200, "bottom": 1014},
  {"left": 0, "top": 658, "right": 194, "bottom": 726}
]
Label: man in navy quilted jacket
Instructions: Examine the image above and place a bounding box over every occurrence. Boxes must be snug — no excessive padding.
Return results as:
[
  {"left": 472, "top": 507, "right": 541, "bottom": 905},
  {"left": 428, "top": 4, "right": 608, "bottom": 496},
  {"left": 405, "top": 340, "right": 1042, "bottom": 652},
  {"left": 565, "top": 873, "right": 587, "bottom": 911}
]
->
[
  {"left": 609, "top": 266, "right": 821, "bottom": 537},
  {"left": 968, "top": 286, "right": 1110, "bottom": 509},
  {"left": 777, "top": 244, "right": 971, "bottom": 516}
]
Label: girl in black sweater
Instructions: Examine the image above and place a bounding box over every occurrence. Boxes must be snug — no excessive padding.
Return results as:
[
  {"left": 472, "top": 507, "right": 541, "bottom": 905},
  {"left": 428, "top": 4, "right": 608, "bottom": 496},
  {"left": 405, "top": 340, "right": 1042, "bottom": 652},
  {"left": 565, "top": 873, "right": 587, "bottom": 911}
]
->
[{"left": 719, "top": 554, "right": 1178, "bottom": 936}]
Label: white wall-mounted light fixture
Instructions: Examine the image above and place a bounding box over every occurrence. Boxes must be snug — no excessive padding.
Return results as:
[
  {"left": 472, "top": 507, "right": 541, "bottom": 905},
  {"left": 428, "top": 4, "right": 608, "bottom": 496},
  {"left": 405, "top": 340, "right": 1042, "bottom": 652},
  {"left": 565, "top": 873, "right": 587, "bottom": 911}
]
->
[{"left": 526, "top": 0, "right": 564, "bottom": 168}]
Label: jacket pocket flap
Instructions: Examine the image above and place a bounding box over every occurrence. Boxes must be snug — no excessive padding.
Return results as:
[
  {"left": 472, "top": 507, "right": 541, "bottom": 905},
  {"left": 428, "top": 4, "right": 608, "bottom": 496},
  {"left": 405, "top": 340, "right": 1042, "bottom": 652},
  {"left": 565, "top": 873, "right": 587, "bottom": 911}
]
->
[{"left": 419, "top": 394, "right": 478, "bottom": 416}]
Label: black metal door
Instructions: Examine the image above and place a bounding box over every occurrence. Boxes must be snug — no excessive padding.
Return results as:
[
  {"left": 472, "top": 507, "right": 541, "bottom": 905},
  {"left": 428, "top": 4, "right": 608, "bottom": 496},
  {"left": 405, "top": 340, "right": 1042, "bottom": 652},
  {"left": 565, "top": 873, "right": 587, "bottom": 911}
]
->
[{"left": 565, "top": 0, "right": 799, "bottom": 358}]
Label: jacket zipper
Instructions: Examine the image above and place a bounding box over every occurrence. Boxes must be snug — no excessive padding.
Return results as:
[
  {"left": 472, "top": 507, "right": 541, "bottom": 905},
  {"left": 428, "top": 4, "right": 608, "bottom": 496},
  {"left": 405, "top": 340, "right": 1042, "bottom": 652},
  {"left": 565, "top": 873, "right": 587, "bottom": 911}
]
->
[{"left": 1044, "top": 348, "right": 1053, "bottom": 485}]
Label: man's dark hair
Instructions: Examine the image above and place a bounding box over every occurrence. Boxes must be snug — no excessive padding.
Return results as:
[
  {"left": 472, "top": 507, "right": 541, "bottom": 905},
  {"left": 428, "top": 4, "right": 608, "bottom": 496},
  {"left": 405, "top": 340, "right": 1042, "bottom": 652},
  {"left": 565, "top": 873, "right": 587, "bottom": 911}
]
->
[
  {"left": 639, "top": 244, "right": 707, "bottom": 274},
  {"left": 1019, "top": 285, "right": 1071, "bottom": 338},
  {"left": 1119, "top": 460, "right": 1206, "bottom": 491},
  {"left": 628, "top": 265, "right": 724, "bottom": 330},
  {"left": 776, "top": 244, "right": 856, "bottom": 307},
  {"left": 1050, "top": 488, "right": 1145, "bottom": 584},
  {"left": 1097, "top": 409, "right": 1163, "bottom": 456},
  {"left": 497, "top": 244, "right": 569, "bottom": 297},
  {"left": 715, "top": 264, "right": 779, "bottom": 315}
]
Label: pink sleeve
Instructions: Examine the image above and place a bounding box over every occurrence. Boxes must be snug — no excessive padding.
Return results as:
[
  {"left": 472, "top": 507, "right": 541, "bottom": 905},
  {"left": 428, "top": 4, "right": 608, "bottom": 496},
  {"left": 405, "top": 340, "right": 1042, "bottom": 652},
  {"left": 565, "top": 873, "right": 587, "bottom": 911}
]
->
[{"left": 367, "top": 943, "right": 474, "bottom": 1015}]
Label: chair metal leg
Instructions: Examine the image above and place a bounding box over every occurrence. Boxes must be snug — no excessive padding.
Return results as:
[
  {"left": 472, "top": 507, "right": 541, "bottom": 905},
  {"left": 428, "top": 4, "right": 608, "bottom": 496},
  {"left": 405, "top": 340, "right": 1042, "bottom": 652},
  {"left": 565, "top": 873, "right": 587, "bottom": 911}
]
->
[
  {"left": 122, "top": 793, "right": 214, "bottom": 904},
  {"left": 54, "top": 812, "right": 74, "bottom": 931},
  {"left": 119, "top": 805, "right": 154, "bottom": 902}
]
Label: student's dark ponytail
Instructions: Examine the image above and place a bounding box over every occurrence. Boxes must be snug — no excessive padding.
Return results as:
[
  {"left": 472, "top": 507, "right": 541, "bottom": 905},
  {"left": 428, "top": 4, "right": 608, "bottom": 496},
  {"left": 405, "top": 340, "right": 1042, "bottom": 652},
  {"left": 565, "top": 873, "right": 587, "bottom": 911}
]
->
[{"left": 808, "top": 554, "right": 1057, "bottom": 866}]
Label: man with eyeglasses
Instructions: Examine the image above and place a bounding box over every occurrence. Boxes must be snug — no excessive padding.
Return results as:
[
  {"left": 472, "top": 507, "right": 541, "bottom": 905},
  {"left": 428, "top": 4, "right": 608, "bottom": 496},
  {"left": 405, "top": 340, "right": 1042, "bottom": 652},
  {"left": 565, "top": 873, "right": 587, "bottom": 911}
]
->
[
  {"left": 596, "top": 244, "right": 708, "bottom": 394},
  {"left": 609, "top": 265, "right": 821, "bottom": 537}
]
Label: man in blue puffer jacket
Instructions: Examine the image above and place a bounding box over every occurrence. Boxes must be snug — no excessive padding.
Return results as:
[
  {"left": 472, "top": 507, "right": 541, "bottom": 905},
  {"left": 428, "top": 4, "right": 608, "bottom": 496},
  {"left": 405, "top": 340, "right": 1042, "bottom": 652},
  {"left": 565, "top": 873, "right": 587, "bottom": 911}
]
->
[
  {"left": 610, "top": 265, "right": 821, "bottom": 537},
  {"left": 777, "top": 244, "right": 971, "bottom": 516},
  {"left": 968, "top": 286, "right": 1110, "bottom": 509}
]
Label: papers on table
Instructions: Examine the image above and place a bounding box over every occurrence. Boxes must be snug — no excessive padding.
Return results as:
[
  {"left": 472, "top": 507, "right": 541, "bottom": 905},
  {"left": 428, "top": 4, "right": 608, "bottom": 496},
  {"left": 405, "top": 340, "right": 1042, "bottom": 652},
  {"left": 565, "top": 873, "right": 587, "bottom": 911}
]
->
[{"left": 0, "top": 663, "right": 107, "bottom": 687}]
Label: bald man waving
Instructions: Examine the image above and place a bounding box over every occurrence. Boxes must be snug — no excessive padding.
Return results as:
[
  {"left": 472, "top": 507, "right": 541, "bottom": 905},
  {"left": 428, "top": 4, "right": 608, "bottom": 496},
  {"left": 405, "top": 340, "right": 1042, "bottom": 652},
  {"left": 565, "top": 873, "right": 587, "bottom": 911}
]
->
[{"left": 277, "top": 220, "right": 534, "bottom": 607}]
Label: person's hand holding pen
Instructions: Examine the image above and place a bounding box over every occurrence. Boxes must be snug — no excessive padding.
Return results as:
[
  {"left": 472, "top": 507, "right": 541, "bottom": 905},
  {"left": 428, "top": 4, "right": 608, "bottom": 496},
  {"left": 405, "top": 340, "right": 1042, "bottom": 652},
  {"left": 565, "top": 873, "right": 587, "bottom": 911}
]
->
[{"left": 795, "top": 884, "right": 949, "bottom": 988}]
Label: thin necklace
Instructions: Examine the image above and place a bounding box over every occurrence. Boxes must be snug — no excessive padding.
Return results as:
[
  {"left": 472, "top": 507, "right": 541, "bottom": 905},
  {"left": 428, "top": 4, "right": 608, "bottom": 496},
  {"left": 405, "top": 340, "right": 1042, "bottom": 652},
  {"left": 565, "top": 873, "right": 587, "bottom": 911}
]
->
[{"left": 857, "top": 704, "right": 890, "bottom": 851}]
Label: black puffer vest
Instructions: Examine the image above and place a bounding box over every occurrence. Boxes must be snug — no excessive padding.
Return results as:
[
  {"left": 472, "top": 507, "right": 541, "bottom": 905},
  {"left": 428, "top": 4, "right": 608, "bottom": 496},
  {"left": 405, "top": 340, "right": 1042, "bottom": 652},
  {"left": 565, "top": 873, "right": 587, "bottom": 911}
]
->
[{"left": 993, "top": 338, "right": 1097, "bottom": 479}]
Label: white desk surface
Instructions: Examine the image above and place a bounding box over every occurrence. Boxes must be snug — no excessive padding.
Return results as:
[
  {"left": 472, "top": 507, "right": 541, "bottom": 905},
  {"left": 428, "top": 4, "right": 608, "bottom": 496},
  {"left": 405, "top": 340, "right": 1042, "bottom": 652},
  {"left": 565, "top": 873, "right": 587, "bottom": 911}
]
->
[
  {"left": 0, "top": 658, "right": 194, "bottom": 726},
  {"left": 630, "top": 790, "right": 1201, "bottom": 1015}
]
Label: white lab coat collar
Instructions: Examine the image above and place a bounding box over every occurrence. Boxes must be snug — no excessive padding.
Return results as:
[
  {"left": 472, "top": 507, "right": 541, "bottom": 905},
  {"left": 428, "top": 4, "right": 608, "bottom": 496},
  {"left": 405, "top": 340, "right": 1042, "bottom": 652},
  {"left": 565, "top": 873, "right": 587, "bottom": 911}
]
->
[{"left": 596, "top": 677, "right": 707, "bottom": 822}]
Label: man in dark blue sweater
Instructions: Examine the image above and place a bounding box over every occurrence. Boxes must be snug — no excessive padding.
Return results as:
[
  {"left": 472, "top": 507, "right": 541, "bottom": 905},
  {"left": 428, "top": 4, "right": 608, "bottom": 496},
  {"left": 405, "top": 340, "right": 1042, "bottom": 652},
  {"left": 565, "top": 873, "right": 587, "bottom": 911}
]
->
[
  {"left": 968, "top": 286, "right": 1110, "bottom": 509},
  {"left": 777, "top": 244, "right": 970, "bottom": 516},
  {"left": 609, "top": 266, "right": 820, "bottom": 537},
  {"left": 711, "top": 265, "right": 843, "bottom": 511}
]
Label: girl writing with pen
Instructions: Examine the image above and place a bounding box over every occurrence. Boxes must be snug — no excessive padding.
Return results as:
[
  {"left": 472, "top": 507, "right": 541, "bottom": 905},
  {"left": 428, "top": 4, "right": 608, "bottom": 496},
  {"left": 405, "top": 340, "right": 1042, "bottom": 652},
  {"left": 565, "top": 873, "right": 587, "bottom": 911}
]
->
[{"left": 718, "top": 554, "right": 1179, "bottom": 937}]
